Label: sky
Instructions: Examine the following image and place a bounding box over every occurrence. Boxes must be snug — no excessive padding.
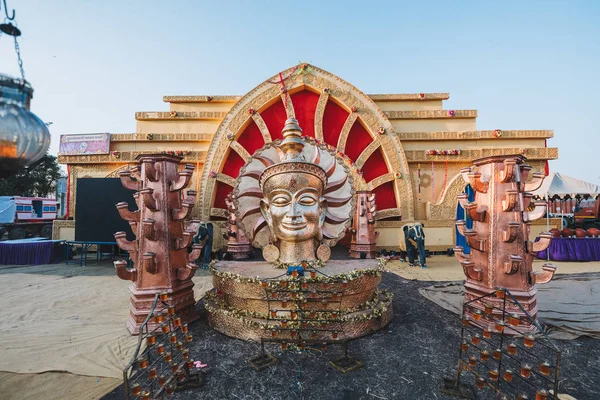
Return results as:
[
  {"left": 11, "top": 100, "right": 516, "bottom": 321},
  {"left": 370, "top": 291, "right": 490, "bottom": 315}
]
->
[{"left": 1, "top": 0, "right": 599, "bottom": 182}]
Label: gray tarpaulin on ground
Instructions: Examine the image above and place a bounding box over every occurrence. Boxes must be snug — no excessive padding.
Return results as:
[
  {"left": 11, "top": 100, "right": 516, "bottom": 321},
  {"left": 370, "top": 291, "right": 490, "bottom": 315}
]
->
[{"left": 418, "top": 273, "right": 600, "bottom": 340}]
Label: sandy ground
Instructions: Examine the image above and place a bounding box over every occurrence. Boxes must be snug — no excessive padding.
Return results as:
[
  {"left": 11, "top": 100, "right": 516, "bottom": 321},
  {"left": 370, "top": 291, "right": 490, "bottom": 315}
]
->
[
  {"left": 1, "top": 256, "right": 599, "bottom": 400},
  {"left": 386, "top": 256, "right": 600, "bottom": 281}
]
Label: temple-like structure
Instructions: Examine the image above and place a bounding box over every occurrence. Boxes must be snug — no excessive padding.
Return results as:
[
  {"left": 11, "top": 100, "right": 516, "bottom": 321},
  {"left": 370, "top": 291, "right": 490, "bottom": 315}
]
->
[{"left": 55, "top": 64, "right": 559, "bottom": 249}]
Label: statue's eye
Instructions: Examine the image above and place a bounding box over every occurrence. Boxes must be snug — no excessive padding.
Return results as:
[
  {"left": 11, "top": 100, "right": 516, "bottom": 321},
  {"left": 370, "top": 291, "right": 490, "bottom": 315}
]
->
[
  {"left": 272, "top": 195, "right": 290, "bottom": 206},
  {"left": 298, "top": 196, "right": 317, "bottom": 206}
]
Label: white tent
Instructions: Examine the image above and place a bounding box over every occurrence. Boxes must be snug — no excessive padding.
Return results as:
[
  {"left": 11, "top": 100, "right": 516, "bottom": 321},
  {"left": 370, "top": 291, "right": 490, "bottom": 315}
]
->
[{"left": 531, "top": 173, "right": 600, "bottom": 199}]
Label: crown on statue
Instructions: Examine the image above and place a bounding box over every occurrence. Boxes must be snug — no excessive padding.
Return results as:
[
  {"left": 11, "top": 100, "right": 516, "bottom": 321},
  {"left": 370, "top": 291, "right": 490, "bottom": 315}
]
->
[{"left": 259, "top": 118, "right": 327, "bottom": 189}]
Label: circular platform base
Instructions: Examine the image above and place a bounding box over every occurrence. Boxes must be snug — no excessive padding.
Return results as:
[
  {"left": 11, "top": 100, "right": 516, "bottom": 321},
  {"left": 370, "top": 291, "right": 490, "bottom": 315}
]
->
[{"left": 205, "top": 259, "right": 393, "bottom": 341}]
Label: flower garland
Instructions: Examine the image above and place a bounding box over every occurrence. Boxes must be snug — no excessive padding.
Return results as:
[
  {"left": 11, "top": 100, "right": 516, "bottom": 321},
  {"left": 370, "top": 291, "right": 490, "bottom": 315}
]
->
[
  {"left": 492, "top": 129, "right": 502, "bottom": 138},
  {"left": 209, "top": 259, "right": 386, "bottom": 285},
  {"left": 205, "top": 96, "right": 213, "bottom": 102},
  {"left": 419, "top": 93, "right": 425, "bottom": 99},
  {"left": 111, "top": 151, "right": 120, "bottom": 158},
  {"left": 169, "top": 111, "right": 178, "bottom": 118},
  {"left": 418, "top": 163, "right": 421, "bottom": 202},
  {"left": 272, "top": 259, "right": 326, "bottom": 270},
  {"left": 447, "top": 110, "right": 455, "bottom": 117},
  {"left": 146, "top": 134, "right": 153, "bottom": 141},
  {"left": 226, "top": 133, "right": 235, "bottom": 141},
  {"left": 350, "top": 106, "right": 358, "bottom": 113},
  {"left": 203, "top": 288, "right": 393, "bottom": 329},
  {"left": 431, "top": 162, "right": 435, "bottom": 201},
  {"left": 395, "top": 172, "right": 403, "bottom": 179},
  {"left": 248, "top": 108, "right": 256, "bottom": 115},
  {"left": 377, "top": 127, "right": 386, "bottom": 135},
  {"left": 323, "top": 88, "right": 331, "bottom": 95},
  {"left": 425, "top": 149, "right": 462, "bottom": 156},
  {"left": 209, "top": 171, "right": 217, "bottom": 178}
]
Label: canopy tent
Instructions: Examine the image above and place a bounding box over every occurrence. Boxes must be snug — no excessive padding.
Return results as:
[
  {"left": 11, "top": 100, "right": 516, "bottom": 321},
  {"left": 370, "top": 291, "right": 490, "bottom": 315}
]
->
[{"left": 530, "top": 173, "right": 600, "bottom": 199}]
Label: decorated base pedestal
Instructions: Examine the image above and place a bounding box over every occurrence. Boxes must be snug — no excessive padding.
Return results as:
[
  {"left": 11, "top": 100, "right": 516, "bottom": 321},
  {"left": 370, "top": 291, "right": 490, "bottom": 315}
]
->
[{"left": 205, "top": 260, "right": 393, "bottom": 342}]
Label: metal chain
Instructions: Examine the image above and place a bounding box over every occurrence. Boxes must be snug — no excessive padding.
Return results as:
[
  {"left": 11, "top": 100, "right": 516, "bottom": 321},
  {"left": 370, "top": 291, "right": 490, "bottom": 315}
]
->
[{"left": 13, "top": 35, "right": 25, "bottom": 80}]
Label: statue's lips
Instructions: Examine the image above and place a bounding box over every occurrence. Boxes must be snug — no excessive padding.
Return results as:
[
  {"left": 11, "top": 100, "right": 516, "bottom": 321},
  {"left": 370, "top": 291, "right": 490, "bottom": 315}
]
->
[{"left": 281, "top": 221, "right": 308, "bottom": 230}]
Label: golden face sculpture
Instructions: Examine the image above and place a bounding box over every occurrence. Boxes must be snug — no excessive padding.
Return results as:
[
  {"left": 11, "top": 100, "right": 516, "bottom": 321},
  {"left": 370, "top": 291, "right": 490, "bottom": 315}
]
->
[{"left": 260, "top": 172, "right": 327, "bottom": 244}]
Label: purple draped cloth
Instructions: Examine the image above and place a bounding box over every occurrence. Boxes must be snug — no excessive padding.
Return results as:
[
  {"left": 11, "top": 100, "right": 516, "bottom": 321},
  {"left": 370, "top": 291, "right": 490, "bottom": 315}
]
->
[
  {"left": 0, "top": 240, "right": 56, "bottom": 265},
  {"left": 537, "top": 237, "right": 600, "bottom": 262}
]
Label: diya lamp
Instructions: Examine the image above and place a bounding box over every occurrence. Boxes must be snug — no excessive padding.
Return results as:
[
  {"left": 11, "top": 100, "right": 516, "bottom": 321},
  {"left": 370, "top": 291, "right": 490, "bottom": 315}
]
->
[
  {"left": 468, "top": 356, "right": 476, "bottom": 367},
  {"left": 272, "top": 330, "right": 278, "bottom": 338},
  {"left": 488, "top": 369, "right": 499, "bottom": 381},
  {"left": 291, "top": 292, "right": 297, "bottom": 299},
  {"left": 508, "top": 313, "right": 520, "bottom": 327},
  {"left": 492, "top": 348, "right": 502, "bottom": 361},
  {"left": 290, "top": 330, "right": 298, "bottom": 338},
  {"left": 301, "top": 261, "right": 308, "bottom": 268},
  {"left": 176, "top": 341, "right": 183, "bottom": 351},
  {"left": 182, "top": 349, "right": 190, "bottom": 359},
  {"left": 271, "top": 292, "right": 277, "bottom": 299},
  {"left": 301, "top": 321, "right": 307, "bottom": 329},
  {"left": 495, "top": 289, "right": 505, "bottom": 299},
  {"left": 331, "top": 312, "right": 338, "bottom": 319},
  {"left": 148, "top": 367, "right": 157, "bottom": 380},
  {"left": 539, "top": 361, "right": 551, "bottom": 376},
  {"left": 130, "top": 383, "right": 142, "bottom": 396},
  {"left": 476, "top": 377, "right": 485, "bottom": 389},
  {"left": 281, "top": 281, "right": 288, "bottom": 288},
  {"left": 480, "top": 350, "right": 490, "bottom": 361},
  {"left": 322, "top": 282, "right": 328, "bottom": 289},
  {"left": 460, "top": 341, "right": 469, "bottom": 352},
  {"left": 140, "top": 390, "right": 150, "bottom": 400},
  {"left": 154, "top": 313, "right": 164, "bottom": 324},
  {"left": 173, "top": 316, "right": 181, "bottom": 327},
  {"left": 311, "top": 331, "right": 317, "bottom": 339},
  {"left": 170, "top": 362, "right": 179, "bottom": 373},
  {"left": 177, "top": 370, "right": 185, "bottom": 381},
  {"left": 301, "top": 299, "right": 308, "bottom": 309},
  {"left": 281, "top": 342, "right": 288, "bottom": 350},
  {"left": 473, "top": 309, "right": 483, "bottom": 321},
  {"left": 163, "top": 352, "right": 173, "bottom": 363},
  {"left": 520, "top": 364, "right": 532, "bottom": 378},
  {"left": 167, "top": 306, "right": 175, "bottom": 316},
  {"left": 302, "top": 282, "right": 308, "bottom": 289},
  {"left": 186, "top": 359, "right": 194, "bottom": 370},
  {"left": 516, "top": 394, "right": 529, "bottom": 400},
  {"left": 310, "top": 271, "right": 317, "bottom": 279},
  {"left": 309, "top": 311, "right": 316, "bottom": 319},
  {"left": 471, "top": 334, "right": 481, "bottom": 345},
  {"left": 332, "top": 331, "right": 339, "bottom": 339},
  {"left": 185, "top": 333, "right": 193, "bottom": 342},
  {"left": 156, "top": 344, "right": 165, "bottom": 355},
  {"left": 166, "top": 385, "right": 175, "bottom": 395},
  {"left": 484, "top": 303, "right": 494, "bottom": 315},
  {"left": 311, "top": 291, "right": 317, "bottom": 298},
  {"left": 292, "top": 270, "right": 299, "bottom": 278},
  {"left": 271, "top": 310, "right": 277, "bottom": 318},
  {"left": 462, "top": 316, "right": 471, "bottom": 327},
  {"left": 503, "top": 369, "right": 514, "bottom": 382},
  {"left": 321, "top": 343, "right": 327, "bottom": 351},
  {"left": 482, "top": 328, "right": 492, "bottom": 339},
  {"left": 169, "top": 333, "right": 177, "bottom": 344},
  {"left": 507, "top": 343, "right": 517, "bottom": 355},
  {"left": 158, "top": 375, "right": 166, "bottom": 386},
  {"left": 524, "top": 334, "right": 535, "bottom": 348},
  {"left": 181, "top": 323, "right": 189, "bottom": 333},
  {"left": 159, "top": 292, "right": 168, "bottom": 302},
  {"left": 291, "top": 311, "right": 298, "bottom": 319},
  {"left": 342, "top": 280, "right": 349, "bottom": 289},
  {"left": 281, "top": 320, "right": 288, "bottom": 328},
  {"left": 495, "top": 321, "right": 506, "bottom": 333},
  {"left": 146, "top": 335, "right": 156, "bottom": 346},
  {"left": 535, "top": 389, "right": 549, "bottom": 400},
  {"left": 281, "top": 300, "right": 288, "bottom": 308},
  {"left": 321, "top": 321, "right": 327, "bottom": 328},
  {"left": 137, "top": 357, "right": 148, "bottom": 369},
  {"left": 161, "top": 323, "right": 170, "bottom": 334}
]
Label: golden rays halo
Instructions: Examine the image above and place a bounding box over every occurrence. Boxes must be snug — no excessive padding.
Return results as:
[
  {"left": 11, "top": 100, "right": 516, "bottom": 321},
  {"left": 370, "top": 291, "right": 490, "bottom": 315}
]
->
[{"left": 233, "top": 138, "right": 355, "bottom": 249}]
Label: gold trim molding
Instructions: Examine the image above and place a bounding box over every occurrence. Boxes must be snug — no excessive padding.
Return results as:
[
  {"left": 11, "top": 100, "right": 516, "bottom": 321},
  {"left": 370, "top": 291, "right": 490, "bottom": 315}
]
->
[
  {"left": 385, "top": 110, "right": 478, "bottom": 119},
  {"left": 58, "top": 151, "right": 207, "bottom": 164},
  {"left": 404, "top": 147, "right": 558, "bottom": 162},
  {"left": 369, "top": 93, "right": 450, "bottom": 101},
  {"left": 399, "top": 130, "right": 554, "bottom": 141},
  {"left": 110, "top": 133, "right": 214, "bottom": 142},
  {"left": 163, "top": 95, "right": 241, "bottom": 103},
  {"left": 135, "top": 111, "right": 227, "bottom": 120}
]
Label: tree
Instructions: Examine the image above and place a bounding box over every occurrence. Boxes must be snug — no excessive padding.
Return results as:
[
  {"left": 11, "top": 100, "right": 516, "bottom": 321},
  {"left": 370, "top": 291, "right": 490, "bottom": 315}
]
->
[{"left": 0, "top": 154, "right": 64, "bottom": 198}]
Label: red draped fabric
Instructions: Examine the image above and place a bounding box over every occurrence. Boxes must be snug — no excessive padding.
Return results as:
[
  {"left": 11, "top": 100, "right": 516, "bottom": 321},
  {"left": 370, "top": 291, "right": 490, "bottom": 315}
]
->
[
  {"left": 213, "top": 182, "right": 233, "bottom": 210},
  {"left": 221, "top": 149, "right": 245, "bottom": 179},
  {"left": 290, "top": 91, "right": 320, "bottom": 138},
  {"left": 361, "top": 147, "right": 388, "bottom": 183},
  {"left": 344, "top": 121, "right": 371, "bottom": 162},
  {"left": 237, "top": 120, "right": 265, "bottom": 158},
  {"left": 260, "top": 98, "right": 287, "bottom": 141},
  {"left": 372, "top": 181, "right": 397, "bottom": 211},
  {"left": 322, "top": 100, "right": 349, "bottom": 146}
]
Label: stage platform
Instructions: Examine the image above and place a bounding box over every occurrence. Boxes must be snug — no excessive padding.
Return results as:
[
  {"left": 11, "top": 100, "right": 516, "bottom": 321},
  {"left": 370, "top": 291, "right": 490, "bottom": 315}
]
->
[{"left": 0, "top": 238, "right": 65, "bottom": 265}]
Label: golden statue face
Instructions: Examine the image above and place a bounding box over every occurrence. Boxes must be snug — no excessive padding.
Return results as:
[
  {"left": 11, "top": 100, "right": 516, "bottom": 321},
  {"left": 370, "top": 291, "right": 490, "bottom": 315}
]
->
[{"left": 260, "top": 172, "right": 326, "bottom": 243}]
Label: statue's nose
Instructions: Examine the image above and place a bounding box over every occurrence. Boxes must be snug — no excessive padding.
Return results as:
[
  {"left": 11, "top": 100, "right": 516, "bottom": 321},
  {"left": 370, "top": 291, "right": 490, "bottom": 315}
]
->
[{"left": 288, "top": 201, "right": 301, "bottom": 218}]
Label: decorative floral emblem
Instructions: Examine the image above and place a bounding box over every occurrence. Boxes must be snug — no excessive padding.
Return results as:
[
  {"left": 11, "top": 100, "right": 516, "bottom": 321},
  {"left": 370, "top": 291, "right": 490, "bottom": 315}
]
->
[
  {"left": 206, "top": 96, "right": 213, "bottom": 102},
  {"left": 248, "top": 108, "right": 255, "bottom": 115},
  {"left": 350, "top": 106, "right": 358, "bottom": 113},
  {"left": 377, "top": 127, "right": 386, "bottom": 135},
  {"left": 209, "top": 171, "right": 218, "bottom": 178},
  {"left": 111, "top": 151, "right": 120, "bottom": 158},
  {"left": 226, "top": 133, "right": 235, "bottom": 141},
  {"left": 323, "top": 88, "right": 331, "bottom": 94},
  {"left": 169, "top": 111, "right": 177, "bottom": 118},
  {"left": 146, "top": 134, "right": 153, "bottom": 141},
  {"left": 448, "top": 110, "right": 455, "bottom": 117},
  {"left": 419, "top": 93, "right": 425, "bottom": 99},
  {"left": 493, "top": 129, "right": 502, "bottom": 138},
  {"left": 395, "top": 172, "right": 403, "bottom": 179},
  {"left": 520, "top": 148, "right": 527, "bottom": 155},
  {"left": 426, "top": 149, "right": 462, "bottom": 156}
]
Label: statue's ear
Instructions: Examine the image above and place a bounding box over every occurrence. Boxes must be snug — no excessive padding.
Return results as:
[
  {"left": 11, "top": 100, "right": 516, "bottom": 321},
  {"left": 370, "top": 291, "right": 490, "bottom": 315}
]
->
[
  {"left": 260, "top": 199, "right": 276, "bottom": 242},
  {"left": 319, "top": 197, "right": 327, "bottom": 226}
]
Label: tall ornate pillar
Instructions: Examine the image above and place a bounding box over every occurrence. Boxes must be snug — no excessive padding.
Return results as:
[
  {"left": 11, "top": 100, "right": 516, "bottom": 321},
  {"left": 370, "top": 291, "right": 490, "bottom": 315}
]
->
[
  {"left": 454, "top": 155, "right": 556, "bottom": 332},
  {"left": 114, "top": 154, "right": 201, "bottom": 334},
  {"left": 350, "top": 191, "right": 378, "bottom": 258}
]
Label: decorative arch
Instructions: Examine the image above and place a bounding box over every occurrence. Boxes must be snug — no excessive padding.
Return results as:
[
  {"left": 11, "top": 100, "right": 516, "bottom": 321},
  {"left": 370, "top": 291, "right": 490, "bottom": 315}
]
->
[{"left": 198, "top": 64, "right": 414, "bottom": 221}]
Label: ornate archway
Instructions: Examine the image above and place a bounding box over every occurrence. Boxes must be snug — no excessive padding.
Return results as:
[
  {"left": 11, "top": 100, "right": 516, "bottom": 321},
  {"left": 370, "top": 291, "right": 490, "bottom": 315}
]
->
[{"left": 198, "top": 65, "right": 414, "bottom": 222}]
